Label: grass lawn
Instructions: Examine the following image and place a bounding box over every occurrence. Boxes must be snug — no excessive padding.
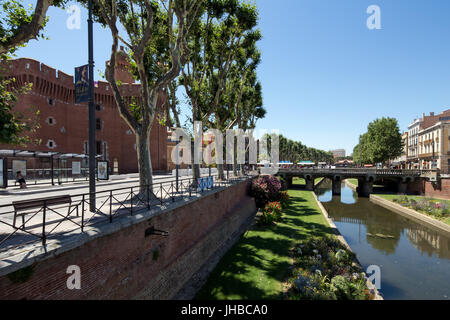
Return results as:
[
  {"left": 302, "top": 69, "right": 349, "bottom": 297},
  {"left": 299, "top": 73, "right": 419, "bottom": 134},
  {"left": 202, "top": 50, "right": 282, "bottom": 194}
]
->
[
  {"left": 346, "top": 179, "right": 358, "bottom": 186},
  {"left": 195, "top": 186, "right": 334, "bottom": 300},
  {"left": 293, "top": 177, "right": 324, "bottom": 185},
  {"left": 376, "top": 194, "right": 450, "bottom": 225}
]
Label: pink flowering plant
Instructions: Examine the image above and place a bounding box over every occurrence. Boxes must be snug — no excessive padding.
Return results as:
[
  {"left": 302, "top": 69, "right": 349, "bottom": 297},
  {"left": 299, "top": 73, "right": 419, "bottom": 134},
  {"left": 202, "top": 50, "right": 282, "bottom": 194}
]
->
[
  {"left": 392, "top": 196, "right": 449, "bottom": 220},
  {"left": 250, "top": 175, "right": 283, "bottom": 208}
]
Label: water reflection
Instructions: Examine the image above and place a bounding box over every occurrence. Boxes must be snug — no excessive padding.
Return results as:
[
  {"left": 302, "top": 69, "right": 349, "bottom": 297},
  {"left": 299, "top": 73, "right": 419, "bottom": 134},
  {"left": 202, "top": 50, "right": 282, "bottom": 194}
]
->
[{"left": 315, "top": 179, "right": 450, "bottom": 300}]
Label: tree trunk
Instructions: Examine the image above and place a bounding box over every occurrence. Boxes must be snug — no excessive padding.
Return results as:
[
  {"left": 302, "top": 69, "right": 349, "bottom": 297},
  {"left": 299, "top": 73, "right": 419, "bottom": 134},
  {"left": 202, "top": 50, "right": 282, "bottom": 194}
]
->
[
  {"left": 190, "top": 141, "right": 201, "bottom": 187},
  {"left": 136, "top": 127, "right": 153, "bottom": 198},
  {"left": 217, "top": 163, "right": 225, "bottom": 180}
]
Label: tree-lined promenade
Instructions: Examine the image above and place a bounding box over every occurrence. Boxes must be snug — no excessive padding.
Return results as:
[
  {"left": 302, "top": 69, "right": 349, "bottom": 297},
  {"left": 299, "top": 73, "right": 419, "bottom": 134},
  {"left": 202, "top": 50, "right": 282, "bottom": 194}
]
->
[{"left": 0, "top": 0, "right": 335, "bottom": 192}]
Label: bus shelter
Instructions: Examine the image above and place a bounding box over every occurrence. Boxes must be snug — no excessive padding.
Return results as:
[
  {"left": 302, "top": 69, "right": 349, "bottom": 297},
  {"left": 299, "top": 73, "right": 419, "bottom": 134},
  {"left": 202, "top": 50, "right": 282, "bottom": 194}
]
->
[{"left": 0, "top": 149, "right": 102, "bottom": 187}]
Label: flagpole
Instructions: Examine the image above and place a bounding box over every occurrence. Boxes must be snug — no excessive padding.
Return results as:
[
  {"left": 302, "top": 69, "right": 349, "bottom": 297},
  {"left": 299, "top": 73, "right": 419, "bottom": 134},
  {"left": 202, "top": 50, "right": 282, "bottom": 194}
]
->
[{"left": 88, "top": 0, "right": 96, "bottom": 212}]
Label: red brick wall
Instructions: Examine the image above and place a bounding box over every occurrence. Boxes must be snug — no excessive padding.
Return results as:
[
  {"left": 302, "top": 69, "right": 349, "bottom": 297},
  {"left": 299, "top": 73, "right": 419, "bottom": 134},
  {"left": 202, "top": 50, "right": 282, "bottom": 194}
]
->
[
  {"left": 407, "top": 178, "right": 450, "bottom": 200},
  {"left": 0, "top": 180, "right": 256, "bottom": 299},
  {"left": 0, "top": 58, "right": 167, "bottom": 173}
]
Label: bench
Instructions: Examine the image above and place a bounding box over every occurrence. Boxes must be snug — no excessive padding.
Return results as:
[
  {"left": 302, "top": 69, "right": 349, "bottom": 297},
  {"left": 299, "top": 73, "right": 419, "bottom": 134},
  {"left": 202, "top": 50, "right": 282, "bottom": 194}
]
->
[{"left": 12, "top": 195, "right": 79, "bottom": 230}]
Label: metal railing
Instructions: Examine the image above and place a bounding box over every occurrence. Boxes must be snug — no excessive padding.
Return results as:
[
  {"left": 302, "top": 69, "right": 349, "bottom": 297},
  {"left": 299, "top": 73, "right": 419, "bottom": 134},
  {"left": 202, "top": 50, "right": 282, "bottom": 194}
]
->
[
  {"left": 0, "top": 175, "right": 254, "bottom": 252},
  {"left": 277, "top": 168, "right": 439, "bottom": 176}
]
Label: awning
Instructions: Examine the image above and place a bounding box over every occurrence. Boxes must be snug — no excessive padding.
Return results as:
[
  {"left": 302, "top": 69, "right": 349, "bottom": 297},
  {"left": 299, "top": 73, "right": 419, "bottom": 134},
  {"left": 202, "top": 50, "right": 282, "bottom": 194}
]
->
[{"left": 0, "top": 149, "right": 102, "bottom": 159}]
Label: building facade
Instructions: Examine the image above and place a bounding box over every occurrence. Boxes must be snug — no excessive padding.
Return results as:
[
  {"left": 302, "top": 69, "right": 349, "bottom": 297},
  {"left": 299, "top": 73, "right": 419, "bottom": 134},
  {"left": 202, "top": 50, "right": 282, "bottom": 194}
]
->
[
  {"left": 0, "top": 51, "right": 168, "bottom": 175},
  {"left": 407, "top": 118, "right": 422, "bottom": 169},
  {"left": 330, "top": 149, "right": 346, "bottom": 158},
  {"left": 418, "top": 120, "right": 450, "bottom": 173},
  {"left": 406, "top": 109, "right": 450, "bottom": 172}
]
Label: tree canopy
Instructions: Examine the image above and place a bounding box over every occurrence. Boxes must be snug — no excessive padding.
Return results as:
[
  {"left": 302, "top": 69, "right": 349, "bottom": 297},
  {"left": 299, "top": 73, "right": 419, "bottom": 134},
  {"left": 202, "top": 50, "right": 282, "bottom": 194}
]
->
[{"left": 353, "top": 117, "right": 403, "bottom": 165}]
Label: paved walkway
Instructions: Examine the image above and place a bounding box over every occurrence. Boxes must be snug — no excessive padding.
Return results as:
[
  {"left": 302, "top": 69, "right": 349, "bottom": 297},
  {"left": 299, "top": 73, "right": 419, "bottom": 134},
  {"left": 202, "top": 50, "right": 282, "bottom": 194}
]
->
[
  {"left": 0, "top": 172, "right": 237, "bottom": 252},
  {"left": 0, "top": 172, "right": 219, "bottom": 206}
]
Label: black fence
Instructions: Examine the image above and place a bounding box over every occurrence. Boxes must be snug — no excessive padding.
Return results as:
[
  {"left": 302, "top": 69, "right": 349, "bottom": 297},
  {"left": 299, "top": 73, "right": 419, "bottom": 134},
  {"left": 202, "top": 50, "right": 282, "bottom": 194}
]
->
[{"left": 0, "top": 175, "right": 254, "bottom": 252}]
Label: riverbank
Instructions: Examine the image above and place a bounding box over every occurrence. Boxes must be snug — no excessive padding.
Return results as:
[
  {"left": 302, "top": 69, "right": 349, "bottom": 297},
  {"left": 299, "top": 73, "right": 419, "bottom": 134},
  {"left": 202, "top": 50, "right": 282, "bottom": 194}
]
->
[
  {"left": 370, "top": 194, "right": 450, "bottom": 237},
  {"left": 312, "top": 192, "right": 383, "bottom": 299},
  {"left": 195, "top": 188, "right": 333, "bottom": 299},
  {"left": 316, "top": 180, "right": 450, "bottom": 299}
]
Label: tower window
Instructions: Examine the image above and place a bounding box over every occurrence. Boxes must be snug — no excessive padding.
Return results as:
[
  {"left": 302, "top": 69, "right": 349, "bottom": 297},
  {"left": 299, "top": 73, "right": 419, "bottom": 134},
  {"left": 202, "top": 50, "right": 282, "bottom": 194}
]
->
[
  {"left": 96, "top": 141, "right": 102, "bottom": 155},
  {"left": 47, "top": 97, "right": 55, "bottom": 106},
  {"left": 95, "top": 104, "right": 102, "bottom": 111},
  {"left": 47, "top": 117, "right": 55, "bottom": 125},
  {"left": 96, "top": 118, "right": 102, "bottom": 130},
  {"left": 46, "top": 139, "right": 56, "bottom": 149}
]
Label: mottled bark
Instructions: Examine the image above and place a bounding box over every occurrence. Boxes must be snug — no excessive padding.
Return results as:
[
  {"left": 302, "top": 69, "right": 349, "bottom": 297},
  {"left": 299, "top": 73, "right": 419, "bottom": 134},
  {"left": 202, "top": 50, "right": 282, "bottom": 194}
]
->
[
  {"left": 217, "top": 163, "right": 225, "bottom": 180},
  {"left": 0, "top": 0, "right": 54, "bottom": 55}
]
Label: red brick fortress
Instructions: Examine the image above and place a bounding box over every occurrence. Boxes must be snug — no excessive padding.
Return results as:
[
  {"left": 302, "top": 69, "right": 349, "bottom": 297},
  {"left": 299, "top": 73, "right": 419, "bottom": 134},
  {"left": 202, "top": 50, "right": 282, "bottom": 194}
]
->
[{"left": 0, "top": 49, "right": 167, "bottom": 174}]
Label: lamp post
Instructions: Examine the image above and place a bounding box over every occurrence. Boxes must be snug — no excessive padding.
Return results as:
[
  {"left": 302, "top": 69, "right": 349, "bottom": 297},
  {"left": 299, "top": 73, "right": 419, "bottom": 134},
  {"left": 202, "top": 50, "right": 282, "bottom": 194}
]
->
[
  {"left": 359, "top": 136, "right": 362, "bottom": 168},
  {"left": 88, "top": 0, "right": 96, "bottom": 212},
  {"left": 432, "top": 133, "right": 435, "bottom": 170}
]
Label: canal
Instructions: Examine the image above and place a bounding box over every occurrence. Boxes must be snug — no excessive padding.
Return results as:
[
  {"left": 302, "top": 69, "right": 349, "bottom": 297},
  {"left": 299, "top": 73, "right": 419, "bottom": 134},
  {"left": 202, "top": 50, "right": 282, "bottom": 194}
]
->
[{"left": 315, "top": 179, "right": 450, "bottom": 300}]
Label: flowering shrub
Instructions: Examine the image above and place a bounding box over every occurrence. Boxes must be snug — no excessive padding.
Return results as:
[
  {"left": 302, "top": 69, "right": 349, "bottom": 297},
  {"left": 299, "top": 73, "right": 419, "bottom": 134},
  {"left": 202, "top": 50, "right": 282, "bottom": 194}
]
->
[
  {"left": 250, "top": 175, "right": 283, "bottom": 208},
  {"left": 287, "top": 237, "right": 374, "bottom": 300},
  {"left": 279, "top": 177, "right": 288, "bottom": 191},
  {"left": 393, "top": 196, "right": 449, "bottom": 220},
  {"left": 279, "top": 191, "right": 290, "bottom": 209},
  {"left": 261, "top": 202, "right": 282, "bottom": 225}
]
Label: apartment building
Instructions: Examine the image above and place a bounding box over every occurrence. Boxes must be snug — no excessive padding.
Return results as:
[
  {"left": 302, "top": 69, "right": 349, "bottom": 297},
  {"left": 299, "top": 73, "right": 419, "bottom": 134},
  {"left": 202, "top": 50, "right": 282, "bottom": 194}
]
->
[
  {"left": 330, "top": 149, "right": 346, "bottom": 158},
  {"left": 406, "top": 109, "right": 450, "bottom": 173},
  {"left": 418, "top": 119, "right": 450, "bottom": 173},
  {"left": 407, "top": 118, "right": 422, "bottom": 169}
]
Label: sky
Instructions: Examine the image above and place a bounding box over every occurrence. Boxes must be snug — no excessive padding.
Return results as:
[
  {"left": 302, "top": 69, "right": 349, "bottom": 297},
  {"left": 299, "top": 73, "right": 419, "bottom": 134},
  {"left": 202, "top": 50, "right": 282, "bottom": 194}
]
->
[{"left": 13, "top": 0, "right": 450, "bottom": 156}]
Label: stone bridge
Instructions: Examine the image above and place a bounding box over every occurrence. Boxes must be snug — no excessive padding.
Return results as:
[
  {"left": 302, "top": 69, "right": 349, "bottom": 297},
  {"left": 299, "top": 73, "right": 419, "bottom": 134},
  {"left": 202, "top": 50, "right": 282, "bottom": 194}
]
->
[{"left": 276, "top": 168, "right": 439, "bottom": 197}]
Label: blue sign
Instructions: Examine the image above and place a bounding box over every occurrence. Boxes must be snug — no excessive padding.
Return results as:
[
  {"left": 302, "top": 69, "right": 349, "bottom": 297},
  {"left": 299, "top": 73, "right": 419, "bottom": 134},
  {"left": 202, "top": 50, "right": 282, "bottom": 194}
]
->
[
  {"left": 197, "top": 176, "right": 214, "bottom": 192},
  {"left": 74, "top": 65, "right": 89, "bottom": 103}
]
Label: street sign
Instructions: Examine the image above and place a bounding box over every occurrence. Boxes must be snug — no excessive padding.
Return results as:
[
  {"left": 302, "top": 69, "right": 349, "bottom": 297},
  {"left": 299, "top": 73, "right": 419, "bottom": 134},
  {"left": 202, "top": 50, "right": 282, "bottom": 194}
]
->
[
  {"left": 0, "top": 159, "right": 7, "bottom": 188},
  {"left": 74, "top": 64, "right": 89, "bottom": 103}
]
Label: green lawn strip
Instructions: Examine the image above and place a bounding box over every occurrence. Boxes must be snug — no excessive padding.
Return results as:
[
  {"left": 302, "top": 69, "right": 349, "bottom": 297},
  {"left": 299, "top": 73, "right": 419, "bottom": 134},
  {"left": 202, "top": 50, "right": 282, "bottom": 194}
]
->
[
  {"left": 195, "top": 188, "right": 334, "bottom": 300},
  {"left": 294, "top": 177, "right": 323, "bottom": 185},
  {"left": 376, "top": 194, "right": 450, "bottom": 226},
  {"left": 346, "top": 179, "right": 358, "bottom": 187}
]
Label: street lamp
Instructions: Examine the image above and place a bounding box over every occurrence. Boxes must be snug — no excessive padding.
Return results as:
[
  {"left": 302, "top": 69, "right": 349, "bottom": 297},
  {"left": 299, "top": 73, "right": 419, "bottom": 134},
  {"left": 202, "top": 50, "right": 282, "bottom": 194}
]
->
[
  {"left": 88, "top": 0, "right": 96, "bottom": 212},
  {"left": 359, "top": 136, "right": 362, "bottom": 168}
]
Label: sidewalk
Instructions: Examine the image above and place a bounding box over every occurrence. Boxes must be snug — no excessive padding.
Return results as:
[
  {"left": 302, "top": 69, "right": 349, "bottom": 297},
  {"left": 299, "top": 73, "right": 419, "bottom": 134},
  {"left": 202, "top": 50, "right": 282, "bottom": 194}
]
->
[{"left": 0, "top": 172, "right": 218, "bottom": 207}]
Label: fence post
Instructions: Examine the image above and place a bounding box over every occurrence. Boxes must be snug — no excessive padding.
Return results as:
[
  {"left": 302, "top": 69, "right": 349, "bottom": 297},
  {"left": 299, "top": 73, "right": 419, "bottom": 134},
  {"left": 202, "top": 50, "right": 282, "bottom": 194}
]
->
[
  {"left": 109, "top": 190, "right": 113, "bottom": 222},
  {"left": 82, "top": 194, "right": 85, "bottom": 216},
  {"left": 147, "top": 185, "right": 150, "bottom": 209},
  {"left": 160, "top": 183, "right": 163, "bottom": 205},
  {"left": 130, "top": 187, "right": 133, "bottom": 216},
  {"left": 81, "top": 198, "right": 85, "bottom": 232},
  {"left": 171, "top": 181, "right": 175, "bottom": 202},
  {"left": 42, "top": 200, "right": 47, "bottom": 245}
]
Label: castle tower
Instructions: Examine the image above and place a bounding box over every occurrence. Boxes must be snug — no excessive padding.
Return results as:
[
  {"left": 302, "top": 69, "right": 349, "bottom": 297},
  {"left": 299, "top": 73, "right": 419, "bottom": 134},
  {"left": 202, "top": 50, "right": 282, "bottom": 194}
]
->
[{"left": 108, "top": 46, "right": 135, "bottom": 84}]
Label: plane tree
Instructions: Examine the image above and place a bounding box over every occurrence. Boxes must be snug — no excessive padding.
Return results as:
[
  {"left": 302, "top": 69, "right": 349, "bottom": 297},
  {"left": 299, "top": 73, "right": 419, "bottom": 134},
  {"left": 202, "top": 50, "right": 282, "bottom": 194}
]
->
[
  {"left": 91, "top": 0, "right": 202, "bottom": 193},
  {"left": 180, "top": 0, "right": 260, "bottom": 180}
]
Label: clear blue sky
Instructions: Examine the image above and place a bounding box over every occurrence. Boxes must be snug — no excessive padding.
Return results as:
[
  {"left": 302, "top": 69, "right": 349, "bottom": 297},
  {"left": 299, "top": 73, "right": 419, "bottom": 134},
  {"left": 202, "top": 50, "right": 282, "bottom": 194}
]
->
[{"left": 14, "top": 0, "right": 450, "bottom": 155}]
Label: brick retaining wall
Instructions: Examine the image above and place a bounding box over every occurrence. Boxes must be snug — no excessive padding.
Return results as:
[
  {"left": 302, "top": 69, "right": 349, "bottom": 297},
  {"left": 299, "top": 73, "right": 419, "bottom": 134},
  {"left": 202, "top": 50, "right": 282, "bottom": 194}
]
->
[
  {"left": 407, "top": 178, "right": 450, "bottom": 200},
  {"left": 0, "top": 180, "right": 256, "bottom": 299}
]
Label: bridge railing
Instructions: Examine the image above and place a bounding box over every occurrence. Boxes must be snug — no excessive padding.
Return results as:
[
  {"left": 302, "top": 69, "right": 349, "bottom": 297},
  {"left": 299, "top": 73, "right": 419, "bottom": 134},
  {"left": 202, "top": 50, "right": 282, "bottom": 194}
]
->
[{"left": 277, "top": 168, "right": 439, "bottom": 176}]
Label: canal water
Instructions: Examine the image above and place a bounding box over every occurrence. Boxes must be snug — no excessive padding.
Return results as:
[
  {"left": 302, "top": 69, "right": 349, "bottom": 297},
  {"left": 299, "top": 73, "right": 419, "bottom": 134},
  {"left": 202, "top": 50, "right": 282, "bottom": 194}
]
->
[{"left": 316, "top": 179, "right": 450, "bottom": 300}]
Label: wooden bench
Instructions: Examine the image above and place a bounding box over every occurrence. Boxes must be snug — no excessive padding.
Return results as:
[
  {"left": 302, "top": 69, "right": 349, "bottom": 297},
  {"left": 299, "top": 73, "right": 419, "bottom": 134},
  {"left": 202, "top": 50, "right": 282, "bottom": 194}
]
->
[{"left": 12, "top": 195, "right": 79, "bottom": 230}]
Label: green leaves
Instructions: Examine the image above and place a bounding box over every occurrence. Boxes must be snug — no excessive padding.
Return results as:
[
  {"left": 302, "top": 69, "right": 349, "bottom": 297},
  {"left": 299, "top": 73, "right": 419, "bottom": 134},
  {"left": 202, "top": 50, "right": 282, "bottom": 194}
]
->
[
  {"left": 0, "top": 71, "right": 38, "bottom": 145},
  {"left": 353, "top": 117, "right": 403, "bottom": 165}
]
